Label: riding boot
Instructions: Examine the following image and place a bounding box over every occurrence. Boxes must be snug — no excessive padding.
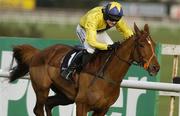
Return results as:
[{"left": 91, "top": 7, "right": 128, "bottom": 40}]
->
[
  {"left": 82, "top": 51, "right": 94, "bottom": 68},
  {"left": 61, "top": 50, "right": 84, "bottom": 80}
]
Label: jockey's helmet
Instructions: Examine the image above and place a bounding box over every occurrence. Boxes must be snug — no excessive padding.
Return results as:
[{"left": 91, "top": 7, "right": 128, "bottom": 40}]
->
[{"left": 103, "top": 2, "right": 123, "bottom": 22}]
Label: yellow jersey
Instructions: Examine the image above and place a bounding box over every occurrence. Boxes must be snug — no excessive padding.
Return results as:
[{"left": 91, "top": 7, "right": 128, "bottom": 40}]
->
[{"left": 80, "top": 6, "right": 133, "bottom": 50}]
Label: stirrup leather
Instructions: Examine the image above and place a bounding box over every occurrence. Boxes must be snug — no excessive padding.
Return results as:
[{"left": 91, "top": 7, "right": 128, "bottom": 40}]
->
[{"left": 61, "top": 68, "right": 74, "bottom": 80}]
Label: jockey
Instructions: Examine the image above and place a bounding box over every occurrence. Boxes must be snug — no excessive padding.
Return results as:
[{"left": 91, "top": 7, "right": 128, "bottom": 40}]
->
[{"left": 61, "top": 1, "right": 134, "bottom": 80}]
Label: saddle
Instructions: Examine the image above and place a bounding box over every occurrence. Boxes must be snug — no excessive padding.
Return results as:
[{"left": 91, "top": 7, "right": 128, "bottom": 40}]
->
[
  {"left": 60, "top": 46, "right": 85, "bottom": 79},
  {"left": 60, "top": 46, "right": 110, "bottom": 81}
]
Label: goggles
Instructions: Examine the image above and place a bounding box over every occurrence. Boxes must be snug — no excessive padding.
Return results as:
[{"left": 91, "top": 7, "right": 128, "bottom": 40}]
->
[{"left": 106, "top": 14, "right": 122, "bottom": 22}]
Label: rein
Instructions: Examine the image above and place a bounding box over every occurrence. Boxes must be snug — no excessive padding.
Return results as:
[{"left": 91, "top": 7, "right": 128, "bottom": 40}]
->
[
  {"left": 114, "top": 52, "right": 139, "bottom": 66},
  {"left": 88, "top": 41, "right": 137, "bottom": 86},
  {"left": 114, "top": 36, "right": 155, "bottom": 69},
  {"left": 113, "top": 40, "right": 140, "bottom": 67},
  {"left": 88, "top": 50, "right": 116, "bottom": 86},
  {"left": 87, "top": 36, "right": 155, "bottom": 86},
  {"left": 96, "top": 51, "right": 114, "bottom": 78},
  {"left": 89, "top": 42, "right": 137, "bottom": 85}
]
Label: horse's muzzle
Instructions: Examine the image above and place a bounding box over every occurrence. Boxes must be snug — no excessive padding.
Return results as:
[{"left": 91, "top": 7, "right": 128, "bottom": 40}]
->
[{"left": 148, "top": 64, "right": 160, "bottom": 76}]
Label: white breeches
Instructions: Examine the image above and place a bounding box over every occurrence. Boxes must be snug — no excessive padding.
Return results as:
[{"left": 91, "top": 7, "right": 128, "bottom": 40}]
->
[{"left": 76, "top": 24, "right": 113, "bottom": 54}]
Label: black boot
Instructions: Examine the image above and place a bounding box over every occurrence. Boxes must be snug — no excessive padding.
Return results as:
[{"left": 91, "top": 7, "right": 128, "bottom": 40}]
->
[
  {"left": 61, "top": 50, "right": 84, "bottom": 80},
  {"left": 82, "top": 51, "right": 94, "bottom": 68}
]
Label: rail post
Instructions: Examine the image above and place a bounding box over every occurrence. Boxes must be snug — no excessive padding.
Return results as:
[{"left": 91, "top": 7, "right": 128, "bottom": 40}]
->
[
  {"left": 161, "top": 44, "right": 180, "bottom": 116},
  {"left": 169, "top": 55, "right": 178, "bottom": 116}
]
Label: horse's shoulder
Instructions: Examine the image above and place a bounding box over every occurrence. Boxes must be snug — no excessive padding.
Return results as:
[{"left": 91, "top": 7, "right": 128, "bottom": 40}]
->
[{"left": 83, "top": 50, "right": 111, "bottom": 74}]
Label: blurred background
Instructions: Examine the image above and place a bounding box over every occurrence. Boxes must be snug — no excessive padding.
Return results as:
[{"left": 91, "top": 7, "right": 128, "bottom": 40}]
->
[
  {"left": 0, "top": 0, "right": 180, "bottom": 116},
  {"left": 0, "top": 0, "right": 179, "bottom": 42}
]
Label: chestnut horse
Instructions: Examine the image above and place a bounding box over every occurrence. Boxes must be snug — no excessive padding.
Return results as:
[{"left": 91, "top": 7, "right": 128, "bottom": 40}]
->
[{"left": 8, "top": 23, "right": 160, "bottom": 116}]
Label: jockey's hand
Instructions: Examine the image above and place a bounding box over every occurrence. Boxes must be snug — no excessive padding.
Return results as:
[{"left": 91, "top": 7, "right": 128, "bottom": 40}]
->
[{"left": 107, "top": 42, "right": 120, "bottom": 50}]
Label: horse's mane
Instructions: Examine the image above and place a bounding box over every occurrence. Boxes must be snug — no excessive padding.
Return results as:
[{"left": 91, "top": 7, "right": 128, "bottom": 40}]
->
[
  {"left": 83, "top": 37, "right": 134, "bottom": 75},
  {"left": 84, "top": 42, "right": 124, "bottom": 74},
  {"left": 82, "top": 50, "right": 111, "bottom": 76}
]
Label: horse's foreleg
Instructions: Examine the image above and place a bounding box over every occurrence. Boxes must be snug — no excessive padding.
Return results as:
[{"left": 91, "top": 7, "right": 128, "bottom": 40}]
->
[
  {"left": 45, "top": 93, "right": 74, "bottom": 116},
  {"left": 45, "top": 96, "right": 58, "bottom": 116},
  {"left": 92, "top": 108, "right": 109, "bottom": 116},
  {"left": 76, "top": 103, "right": 89, "bottom": 116}
]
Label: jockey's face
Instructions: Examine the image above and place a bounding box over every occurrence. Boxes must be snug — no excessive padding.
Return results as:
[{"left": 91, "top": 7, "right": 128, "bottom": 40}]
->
[{"left": 106, "top": 20, "right": 117, "bottom": 27}]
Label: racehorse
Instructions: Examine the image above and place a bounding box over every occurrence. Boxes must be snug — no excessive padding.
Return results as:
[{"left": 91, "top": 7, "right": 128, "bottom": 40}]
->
[{"left": 8, "top": 23, "right": 160, "bottom": 116}]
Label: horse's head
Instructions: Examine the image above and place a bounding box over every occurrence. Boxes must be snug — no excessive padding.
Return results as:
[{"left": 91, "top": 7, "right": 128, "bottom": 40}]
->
[{"left": 133, "top": 23, "right": 160, "bottom": 76}]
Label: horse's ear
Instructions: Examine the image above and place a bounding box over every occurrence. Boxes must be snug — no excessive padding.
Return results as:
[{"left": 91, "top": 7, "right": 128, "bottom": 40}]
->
[
  {"left": 144, "top": 24, "right": 149, "bottom": 34},
  {"left": 134, "top": 22, "right": 141, "bottom": 36}
]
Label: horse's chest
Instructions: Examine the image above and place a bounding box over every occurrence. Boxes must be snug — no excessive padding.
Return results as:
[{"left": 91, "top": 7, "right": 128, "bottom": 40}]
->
[{"left": 87, "top": 87, "right": 120, "bottom": 108}]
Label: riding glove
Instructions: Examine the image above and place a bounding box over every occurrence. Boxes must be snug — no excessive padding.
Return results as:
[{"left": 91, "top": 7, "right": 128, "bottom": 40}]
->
[{"left": 107, "top": 42, "right": 120, "bottom": 50}]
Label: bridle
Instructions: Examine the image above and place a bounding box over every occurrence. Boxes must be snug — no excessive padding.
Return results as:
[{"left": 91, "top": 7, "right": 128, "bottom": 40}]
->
[
  {"left": 135, "top": 35, "right": 156, "bottom": 70},
  {"left": 91, "top": 35, "right": 156, "bottom": 85},
  {"left": 114, "top": 35, "right": 156, "bottom": 70}
]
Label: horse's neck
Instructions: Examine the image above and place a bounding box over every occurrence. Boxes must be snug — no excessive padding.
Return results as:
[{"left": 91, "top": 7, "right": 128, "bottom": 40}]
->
[
  {"left": 117, "top": 38, "right": 135, "bottom": 63},
  {"left": 84, "top": 38, "right": 135, "bottom": 84},
  {"left": 106, "top": 38, "right": 135, "bottom": 82}
]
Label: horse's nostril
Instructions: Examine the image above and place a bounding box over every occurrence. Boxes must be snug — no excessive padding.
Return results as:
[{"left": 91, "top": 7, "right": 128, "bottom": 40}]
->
[{"left": 153, "top": 65, "right": 160, "bottom": 72}]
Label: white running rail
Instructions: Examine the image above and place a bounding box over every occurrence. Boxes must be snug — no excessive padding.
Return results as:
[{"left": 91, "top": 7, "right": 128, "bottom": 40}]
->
[{"left": 1, "top": 70, "right": 180, "bottom": 116}]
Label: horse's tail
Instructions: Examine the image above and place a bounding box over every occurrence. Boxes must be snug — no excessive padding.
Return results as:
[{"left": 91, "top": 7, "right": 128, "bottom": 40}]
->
[{"left": 9, "top": 44, "right": 39, "bottom": 82}]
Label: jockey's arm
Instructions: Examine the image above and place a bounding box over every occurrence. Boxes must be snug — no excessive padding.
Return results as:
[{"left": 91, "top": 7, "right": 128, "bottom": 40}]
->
[
  {"left": 84, "top": 19, "right": 108, "bottom": 50},
  {"left": 86, "top": 29, "right": 108, "bottom": 50},
  {"left": 115, "top": 18, "right": 134, "bottom": 39}
]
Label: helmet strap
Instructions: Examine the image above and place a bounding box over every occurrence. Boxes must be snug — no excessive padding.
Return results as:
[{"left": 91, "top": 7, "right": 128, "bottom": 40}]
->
[{"left": 102, "top": 9, "right": 108, "bottom": 20}]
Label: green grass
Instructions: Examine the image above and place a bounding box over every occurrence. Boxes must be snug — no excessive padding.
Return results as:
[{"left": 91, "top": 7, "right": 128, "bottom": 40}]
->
[
  {"left": 1, "top": 22, "right": 180, "bottom": 116},
  {"left": 151, "top": 27, "right": 180, "bottom": 44}
]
